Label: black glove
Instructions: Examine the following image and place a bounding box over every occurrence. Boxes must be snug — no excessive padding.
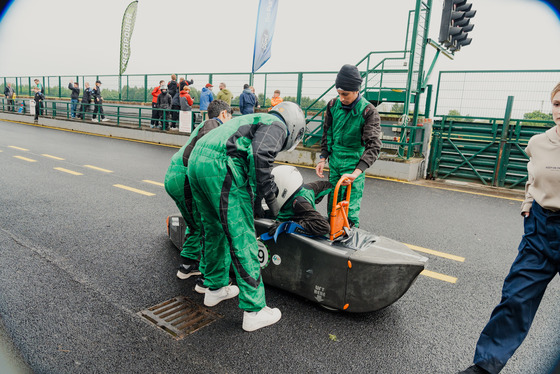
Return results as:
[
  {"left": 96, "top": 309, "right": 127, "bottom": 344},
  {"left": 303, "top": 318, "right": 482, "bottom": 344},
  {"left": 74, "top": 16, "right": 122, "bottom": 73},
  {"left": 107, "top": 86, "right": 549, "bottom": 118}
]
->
[{"left": 265, "top": 193, "right": 280, "bottom": 218}]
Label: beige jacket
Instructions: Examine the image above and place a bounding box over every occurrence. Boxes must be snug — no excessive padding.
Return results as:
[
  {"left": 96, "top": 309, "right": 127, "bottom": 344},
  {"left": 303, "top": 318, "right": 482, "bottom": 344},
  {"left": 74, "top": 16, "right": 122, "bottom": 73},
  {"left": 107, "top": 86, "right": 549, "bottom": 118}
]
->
[{"left": 522, "top": 126, "right": 560, "bottom": 212}]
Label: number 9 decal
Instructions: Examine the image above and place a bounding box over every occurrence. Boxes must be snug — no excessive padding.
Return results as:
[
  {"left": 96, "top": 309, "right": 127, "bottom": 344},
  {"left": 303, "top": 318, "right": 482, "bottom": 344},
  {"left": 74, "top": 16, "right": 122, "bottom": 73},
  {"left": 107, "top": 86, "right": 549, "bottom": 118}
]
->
[{"left": 257, "top": 239, "right": 270, "bottom": 269}]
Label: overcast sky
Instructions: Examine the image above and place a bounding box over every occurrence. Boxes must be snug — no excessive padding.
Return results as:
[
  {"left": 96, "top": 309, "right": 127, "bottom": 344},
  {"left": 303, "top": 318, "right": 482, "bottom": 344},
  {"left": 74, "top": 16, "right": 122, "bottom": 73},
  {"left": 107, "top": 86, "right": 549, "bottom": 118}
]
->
[{"left": 0, "top": 0, "right": 559, "bottom": 78}]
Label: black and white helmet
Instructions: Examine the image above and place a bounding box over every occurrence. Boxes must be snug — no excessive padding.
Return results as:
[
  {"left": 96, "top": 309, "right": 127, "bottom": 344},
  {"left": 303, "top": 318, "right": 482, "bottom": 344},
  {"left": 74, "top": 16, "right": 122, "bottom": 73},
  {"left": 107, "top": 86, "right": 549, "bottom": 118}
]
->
[{"left": 269, "top": 101, "right": 306, "bottom": 152}]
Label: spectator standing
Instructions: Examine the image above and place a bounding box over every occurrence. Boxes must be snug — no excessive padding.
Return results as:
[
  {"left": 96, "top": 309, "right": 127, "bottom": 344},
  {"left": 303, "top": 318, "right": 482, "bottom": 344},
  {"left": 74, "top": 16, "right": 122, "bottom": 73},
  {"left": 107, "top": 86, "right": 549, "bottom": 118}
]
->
[
  {"left": 91, "top": 80, "right": 109, "bottom": 123},
  {"left": 179, "top": 86, "right": 194, "bottom": 111},
  {"left": 33, "top": 79, "right": 44, "bottom": 116},
  {"left": 68, "top": 81, "right": 80, "bottom": 118},
  {"left": 269, "top": 89, "right": 283, "bottom": 110},
  {"left": 250, "top": 86, "right": 260, "bottom": 109},
  {"left": 180, "top": 76, "right": 194, "bottom": 90},
  {"left": 167, "top": 74, "right": 179, "bottom": 98},
  {"left": 239, "top": 84, "right": 256, "bottom": 115},
  {"left": 170, "top": 85, "right": 181, "bottom": 129},
  {"left": 200, "top": 83, "right": 214, "bottom": 111},
  {"left": 216, "top": 82, "right": 233, "bottom": 105},
  {"left": 4, "top": 83, "right": 15, "bottom": 111},
  {"left": 33, "top": 87, "right": 44, "bottom": 122},
  {"left": 77, "top": 82, "right": 92, "bottom": 120},
  {"left": 151, "top": 80, "right": 164, "bottom": 128},
  {"left": 157, "top": 86, "right": 172, "bottom": 130},
  {"left": 34, "top": 79, "right": 44, "bottom": 94}
]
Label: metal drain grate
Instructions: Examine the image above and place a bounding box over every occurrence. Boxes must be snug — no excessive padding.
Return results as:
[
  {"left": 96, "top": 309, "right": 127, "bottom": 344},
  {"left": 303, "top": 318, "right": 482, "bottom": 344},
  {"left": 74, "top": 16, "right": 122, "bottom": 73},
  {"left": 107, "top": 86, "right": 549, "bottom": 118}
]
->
[{"left": 138, "top": 296, "right": 222, "bottom": 339}]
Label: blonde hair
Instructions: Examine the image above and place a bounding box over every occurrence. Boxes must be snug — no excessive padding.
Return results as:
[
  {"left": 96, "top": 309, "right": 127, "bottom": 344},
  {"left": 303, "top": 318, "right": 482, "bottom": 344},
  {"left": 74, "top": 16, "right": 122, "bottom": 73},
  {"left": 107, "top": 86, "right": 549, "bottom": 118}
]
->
[{"left": 551, "top": 82, "right": 560, "bottom": 101}]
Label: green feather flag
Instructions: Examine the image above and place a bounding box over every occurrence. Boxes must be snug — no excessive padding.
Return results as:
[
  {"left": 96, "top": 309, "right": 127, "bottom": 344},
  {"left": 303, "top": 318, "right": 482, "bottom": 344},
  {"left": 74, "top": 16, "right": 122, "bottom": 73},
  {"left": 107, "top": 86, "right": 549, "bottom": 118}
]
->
[{"left": 119, "top": 1, "right": 138, "bottom": 76}]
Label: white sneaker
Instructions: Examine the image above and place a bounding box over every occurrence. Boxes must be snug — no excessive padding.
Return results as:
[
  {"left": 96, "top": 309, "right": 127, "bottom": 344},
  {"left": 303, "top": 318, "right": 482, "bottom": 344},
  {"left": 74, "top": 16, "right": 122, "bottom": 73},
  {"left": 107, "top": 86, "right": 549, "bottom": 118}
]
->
[
  {"left": 101, "top": 118, "right": 110, "bottom": 122},
  {"left": 204, "top": 285, "right": 239, "bottom": 307},
  {"left": 91, "top": 118, "right": 99, "bottom": 122},
  {"left": 242, "top": 306, "right": 282, "bottom": 332}
]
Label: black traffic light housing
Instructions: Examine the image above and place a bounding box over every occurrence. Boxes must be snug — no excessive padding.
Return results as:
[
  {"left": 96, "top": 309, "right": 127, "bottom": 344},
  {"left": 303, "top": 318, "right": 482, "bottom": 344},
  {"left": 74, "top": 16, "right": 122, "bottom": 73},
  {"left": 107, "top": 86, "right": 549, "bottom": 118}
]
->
[{"left": 438, "top": 0, "right": 476, "bottom": 52}]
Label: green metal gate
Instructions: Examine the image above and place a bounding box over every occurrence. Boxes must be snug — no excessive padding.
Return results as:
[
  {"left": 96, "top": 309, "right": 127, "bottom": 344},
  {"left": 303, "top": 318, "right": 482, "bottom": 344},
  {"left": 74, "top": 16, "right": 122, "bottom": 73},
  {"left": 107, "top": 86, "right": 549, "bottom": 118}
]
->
[{"left": 428, "top": 112, "right": 553, "bottom": 188}]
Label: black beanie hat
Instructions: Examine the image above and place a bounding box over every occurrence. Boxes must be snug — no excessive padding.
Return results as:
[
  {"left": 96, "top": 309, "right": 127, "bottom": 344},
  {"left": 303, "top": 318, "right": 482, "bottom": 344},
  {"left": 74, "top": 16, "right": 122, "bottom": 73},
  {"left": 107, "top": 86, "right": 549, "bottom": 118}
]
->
[{"left": 335, "top": 64, "right": 362, "bottom": 92}]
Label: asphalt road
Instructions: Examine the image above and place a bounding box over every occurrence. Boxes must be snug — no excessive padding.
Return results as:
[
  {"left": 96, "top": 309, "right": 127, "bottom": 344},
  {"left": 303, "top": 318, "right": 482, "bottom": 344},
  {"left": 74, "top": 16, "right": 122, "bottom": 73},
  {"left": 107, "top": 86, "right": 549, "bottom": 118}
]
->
[{"left": 0, "top": 120, "right": 558, "bottom": 374}]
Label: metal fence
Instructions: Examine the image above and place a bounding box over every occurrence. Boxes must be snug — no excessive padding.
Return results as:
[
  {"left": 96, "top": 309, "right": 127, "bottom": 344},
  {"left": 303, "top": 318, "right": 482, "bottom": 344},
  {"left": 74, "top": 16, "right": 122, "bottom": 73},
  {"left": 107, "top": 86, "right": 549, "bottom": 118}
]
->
[{"left": 434, "top": 70, "right": 560, "bottom": 118}]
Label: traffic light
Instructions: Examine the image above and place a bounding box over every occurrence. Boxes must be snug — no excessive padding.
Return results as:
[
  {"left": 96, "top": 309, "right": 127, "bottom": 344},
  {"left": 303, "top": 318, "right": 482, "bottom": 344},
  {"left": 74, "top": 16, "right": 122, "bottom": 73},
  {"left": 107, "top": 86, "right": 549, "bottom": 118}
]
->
[{"left": 438, "top": 0, "right": 476, "bottom": 52}]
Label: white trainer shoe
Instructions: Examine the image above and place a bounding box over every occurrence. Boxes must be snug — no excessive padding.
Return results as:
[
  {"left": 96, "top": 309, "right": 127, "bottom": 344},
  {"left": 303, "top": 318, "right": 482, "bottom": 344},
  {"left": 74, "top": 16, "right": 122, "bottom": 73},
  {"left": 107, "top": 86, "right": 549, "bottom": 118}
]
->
[
  {"left": 242, "top": 306, "right": 282, "bottom": 332},
  {"left": 101, "top": 118, "right": 110, "bottom": 122},
  {"left": 204, "top": 285, "right": 239, "bottom": 307}
]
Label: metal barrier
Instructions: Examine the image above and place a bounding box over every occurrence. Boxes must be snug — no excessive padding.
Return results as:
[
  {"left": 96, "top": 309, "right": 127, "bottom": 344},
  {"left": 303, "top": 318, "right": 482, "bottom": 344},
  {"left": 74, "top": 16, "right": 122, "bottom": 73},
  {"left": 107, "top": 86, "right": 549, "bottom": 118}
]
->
[
  {"left": 0, "top": 97, "right": 209, "bottom": 132},
  {"left": 428, "top": 114, "right": 553, "bottom": 189}
]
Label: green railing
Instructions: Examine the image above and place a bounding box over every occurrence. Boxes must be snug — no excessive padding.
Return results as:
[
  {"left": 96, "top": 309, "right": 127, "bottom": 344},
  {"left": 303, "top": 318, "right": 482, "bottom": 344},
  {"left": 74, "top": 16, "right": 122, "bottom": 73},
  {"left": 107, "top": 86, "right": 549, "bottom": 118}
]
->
[
  {"left": 428, "top": 114, "right": 553, "bottom": 188},
  {"left": 0, "top": 97, "right": 218, "bottom": 132}
]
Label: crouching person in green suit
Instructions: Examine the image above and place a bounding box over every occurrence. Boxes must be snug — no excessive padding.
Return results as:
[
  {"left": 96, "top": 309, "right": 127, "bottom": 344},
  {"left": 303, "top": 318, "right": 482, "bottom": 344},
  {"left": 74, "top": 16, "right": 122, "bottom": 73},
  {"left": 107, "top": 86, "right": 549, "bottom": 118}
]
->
[
  {"left": 187, "top": 102, "right": 306, "bottom": 332},
  {"left": 164, "top": 100, "right": 233, "bottom": 284}
]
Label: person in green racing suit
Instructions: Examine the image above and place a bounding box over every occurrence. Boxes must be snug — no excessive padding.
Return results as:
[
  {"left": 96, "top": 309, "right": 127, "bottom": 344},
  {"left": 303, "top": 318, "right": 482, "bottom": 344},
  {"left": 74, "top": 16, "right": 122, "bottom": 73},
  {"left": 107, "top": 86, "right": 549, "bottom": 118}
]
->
[
  {"left": 315, "top": 64, "right": 382, "bottom": 227},
  {"left": 187, "top": 101, "right": 306, "bottom": 332},
  {"left": 164, "top": 100, "right": 233, "bottom": 280}
]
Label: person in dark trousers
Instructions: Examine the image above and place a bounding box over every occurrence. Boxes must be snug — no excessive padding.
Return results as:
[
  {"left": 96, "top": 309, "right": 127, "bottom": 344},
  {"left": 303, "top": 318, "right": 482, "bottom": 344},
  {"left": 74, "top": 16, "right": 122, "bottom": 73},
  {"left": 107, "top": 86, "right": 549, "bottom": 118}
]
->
[
  {"left": 77, "top": 82, "right": 92, "bottom": 120},
  {"left": 151, "top": 80, "right": 164, "bottom": 128},
  {"left": 4, "top": 83, "right": 15, "bottom": 111},
  {"left": 458, "top": 82, "right": 560, "bottom": 374},
  {"left": 157, "top": 86, "right": 172, "bottom": 130},
  {"left": 91, "top": 80, "right": 108, "bottom": 122},
  {"left": 171, "top": 85, "right": 181, "bottom": 128},
  {"left": 68, "top": 81, "right": 80, "bottom": 118},
  {"left": 167, "top": 75, "right": 180, "bottom": 127},
  {"left": 33, "top": 87, "right": 45, "bottom": 122},
  {"left": 239, "top": 83, "right": 256, "bottom": 115}
]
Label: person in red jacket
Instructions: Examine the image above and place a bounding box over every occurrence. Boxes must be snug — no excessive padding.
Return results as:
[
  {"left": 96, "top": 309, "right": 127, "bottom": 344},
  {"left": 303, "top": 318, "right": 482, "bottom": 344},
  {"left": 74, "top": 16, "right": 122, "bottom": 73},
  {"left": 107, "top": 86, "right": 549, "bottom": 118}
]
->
[
  {"left": 179, "top": 86, "right": 194, "bottom": 110},
  {"left": 151, "top": 80, "right": 165, "bottom": 128}
]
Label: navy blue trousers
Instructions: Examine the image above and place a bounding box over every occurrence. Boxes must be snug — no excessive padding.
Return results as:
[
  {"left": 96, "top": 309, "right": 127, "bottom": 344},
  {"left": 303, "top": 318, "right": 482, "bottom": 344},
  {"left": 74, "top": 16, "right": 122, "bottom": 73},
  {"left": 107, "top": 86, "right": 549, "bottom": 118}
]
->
[{"left": 474, "top": 201, "right": 560, "bottom": 373}]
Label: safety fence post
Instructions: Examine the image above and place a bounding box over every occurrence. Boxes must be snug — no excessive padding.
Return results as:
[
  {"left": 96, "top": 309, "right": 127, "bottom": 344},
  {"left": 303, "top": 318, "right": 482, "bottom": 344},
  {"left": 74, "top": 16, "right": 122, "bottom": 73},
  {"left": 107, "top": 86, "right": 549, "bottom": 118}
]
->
[
  {"left": 493, "top": 96, "right": 514, "bottom": 187},
  {"left": 144, "top": 75, "right": 148, "bottom": 103},
  {"left": 296, "top": 73, "right": 303, "bottom": 106}
]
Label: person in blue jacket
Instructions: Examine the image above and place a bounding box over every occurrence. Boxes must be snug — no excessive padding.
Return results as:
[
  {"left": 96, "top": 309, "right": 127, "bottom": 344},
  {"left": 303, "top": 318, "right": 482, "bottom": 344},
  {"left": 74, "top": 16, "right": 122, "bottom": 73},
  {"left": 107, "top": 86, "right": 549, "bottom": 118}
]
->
[
  {"left": 199, "top": 83, "right": 214, "bottom": 113},
  {"left": 239, "top": 83, "right": 256, "bottom": 115}
]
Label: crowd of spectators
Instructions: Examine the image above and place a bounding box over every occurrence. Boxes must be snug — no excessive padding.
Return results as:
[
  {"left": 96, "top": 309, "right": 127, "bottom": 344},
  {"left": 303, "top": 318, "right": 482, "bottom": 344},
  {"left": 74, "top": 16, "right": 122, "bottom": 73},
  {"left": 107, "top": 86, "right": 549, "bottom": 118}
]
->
[{"left": 3, "top": 74, "right": 285, "bottom": 130}]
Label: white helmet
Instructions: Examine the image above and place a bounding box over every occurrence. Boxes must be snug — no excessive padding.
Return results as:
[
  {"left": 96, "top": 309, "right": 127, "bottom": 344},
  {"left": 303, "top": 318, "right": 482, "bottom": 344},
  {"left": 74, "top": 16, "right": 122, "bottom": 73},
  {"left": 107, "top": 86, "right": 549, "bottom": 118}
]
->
[
  {"left": 269, "top": 101, "right": 306, "bottom": 152},
  {"left": 271, "top": 165, "right": 303, "bottom": 208}
]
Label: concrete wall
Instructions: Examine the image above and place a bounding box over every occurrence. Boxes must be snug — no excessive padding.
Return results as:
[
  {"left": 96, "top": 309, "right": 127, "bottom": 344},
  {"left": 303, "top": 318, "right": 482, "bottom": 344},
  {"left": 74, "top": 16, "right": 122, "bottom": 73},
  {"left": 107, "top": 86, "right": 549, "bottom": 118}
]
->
[{"left": 0, "top": 112, "right": 424, "bottom": 181}]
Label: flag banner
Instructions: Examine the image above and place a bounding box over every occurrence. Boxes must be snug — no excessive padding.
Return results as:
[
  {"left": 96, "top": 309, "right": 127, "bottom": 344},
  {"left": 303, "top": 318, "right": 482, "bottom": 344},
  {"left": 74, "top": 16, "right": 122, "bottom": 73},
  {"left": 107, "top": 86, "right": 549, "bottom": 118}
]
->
[
  {"left": 251, "top": 0, "right": 279, "bottom": 73},
  {"left": 119, "top": 1, "right": 138, "bottom": 76}
]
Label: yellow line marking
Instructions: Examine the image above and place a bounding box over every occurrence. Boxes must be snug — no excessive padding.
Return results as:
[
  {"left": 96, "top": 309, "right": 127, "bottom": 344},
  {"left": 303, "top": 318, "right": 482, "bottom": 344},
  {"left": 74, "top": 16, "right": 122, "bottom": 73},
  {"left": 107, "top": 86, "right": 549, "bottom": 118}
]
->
[
  {"left": 420, "top": 270, "right": 457, "bottom": 284},
  {"left": 13, "top": 155, "right": 36, "bottom": 162},
  {"left": 404, "top": 243, "right": 465, "bottom": 262},
  {"left": 143, "top": 180, "right": 164, "bottom": 187},
  {"left": 42, "top": 154, "right": 65, "bottom": 160},
  {"left": 84, "top": 165, "right": 113, "bottom": 173},
  {"left": 113, "top": 184, "right": 155, "bottom": 196},
  {"left": 54, "top": 167, "right": 82, "bottom": 176},
  {"left": 9, "top": 146, "right": 29, "bottom": 151},
  {"left": 0, "top": 119, "right": 180, "bottom": 148},
  {"left": 0, "top": 119, "right": 523, "bottom": 202}
]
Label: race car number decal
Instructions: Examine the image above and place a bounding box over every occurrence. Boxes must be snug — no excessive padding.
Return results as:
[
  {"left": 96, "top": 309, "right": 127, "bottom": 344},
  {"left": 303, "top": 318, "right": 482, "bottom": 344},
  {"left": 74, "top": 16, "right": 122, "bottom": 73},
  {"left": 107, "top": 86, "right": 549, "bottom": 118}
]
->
[{"left": 257, "top": 240, "right": 270, "bottom": 269}]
